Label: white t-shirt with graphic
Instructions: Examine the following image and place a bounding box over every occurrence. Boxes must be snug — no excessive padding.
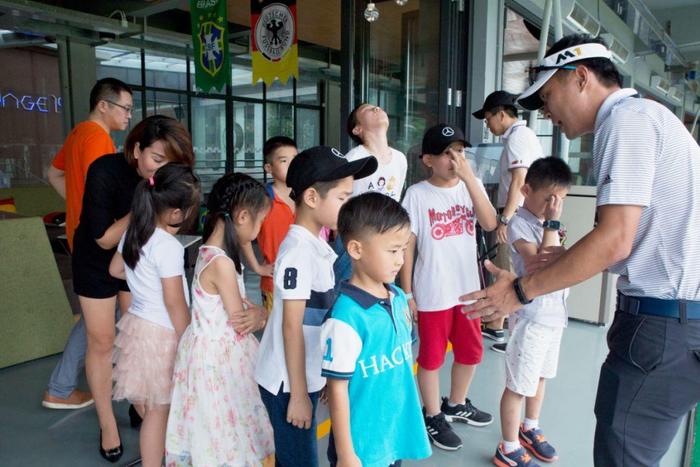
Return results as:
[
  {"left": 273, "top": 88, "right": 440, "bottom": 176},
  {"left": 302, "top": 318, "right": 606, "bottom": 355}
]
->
[
  {"left": 402, "top": 179, "right": 486, "bottom": 312},
  {"left": 346, "top": 145, "right": 407, "bottom": 201}
]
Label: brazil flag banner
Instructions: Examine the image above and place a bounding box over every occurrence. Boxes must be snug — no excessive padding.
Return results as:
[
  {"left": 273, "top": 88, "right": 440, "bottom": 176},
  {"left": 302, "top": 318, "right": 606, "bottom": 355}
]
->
[
  {"left": 190, "top": 0, "right": 230, "bottom": 92},
  {"left": 251, "top": 0, "right": 298, "bottom": 86}
]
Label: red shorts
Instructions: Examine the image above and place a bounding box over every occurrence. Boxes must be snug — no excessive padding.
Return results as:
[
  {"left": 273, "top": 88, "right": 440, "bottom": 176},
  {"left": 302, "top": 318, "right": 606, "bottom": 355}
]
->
[{"left": 416, "top": 305, "right": 483, "bottom": 370}]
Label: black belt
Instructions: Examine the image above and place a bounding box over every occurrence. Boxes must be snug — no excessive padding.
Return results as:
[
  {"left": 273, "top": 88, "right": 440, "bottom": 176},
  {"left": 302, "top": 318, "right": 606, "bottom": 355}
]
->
[{"left": 617, "top": 292, "right": 700, "bottom": 321}]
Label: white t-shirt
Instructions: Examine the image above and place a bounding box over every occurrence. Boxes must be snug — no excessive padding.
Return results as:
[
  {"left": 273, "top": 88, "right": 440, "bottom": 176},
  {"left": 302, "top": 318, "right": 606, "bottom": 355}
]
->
[
  {"left": 497, "top": 121, "right": 544, "bottom": 208},
  {"left": 346, "top": 145, "right": 407, "bottom": 201},
  {"left": 255, "top": 225, "right": 338, "bottom": 394},
  {"left": 508, "top": 208, "right": 568, "bottom": 327},
  {"left": 118, "top": 228, "right": 190, "bottom": 329},
  {"left": 402, "top": 180, "right": 486, "bottom": 311}
]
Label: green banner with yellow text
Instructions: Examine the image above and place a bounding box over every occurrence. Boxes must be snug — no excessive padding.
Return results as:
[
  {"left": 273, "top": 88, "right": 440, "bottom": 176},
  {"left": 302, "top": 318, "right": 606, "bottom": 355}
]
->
[{"left": 190, "top": 0, "right": 230, "bottom": 93}]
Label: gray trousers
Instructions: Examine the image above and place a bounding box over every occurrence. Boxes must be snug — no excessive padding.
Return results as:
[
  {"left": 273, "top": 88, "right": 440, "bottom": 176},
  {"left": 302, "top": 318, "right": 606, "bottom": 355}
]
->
[
  {"left": 47, "top": 317, "right": 86, "bottom": 398},
  {"left": 594, "top": 310, "right": 700, "bottom": 466}
]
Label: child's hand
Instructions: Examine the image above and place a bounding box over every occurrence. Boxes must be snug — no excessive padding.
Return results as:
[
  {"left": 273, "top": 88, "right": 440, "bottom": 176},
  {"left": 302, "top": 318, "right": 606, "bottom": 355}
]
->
[
  {"left": 408, "top": 298, "right": 418, "bottom": 322},
  {"left": 255, "top": 262, "right": 274, "bottom": 278},
  {"left": 448, "top": 149, "right": 474, "bottom": 181},
  {"left": 229, "top": 299, "right": 266, "bottom": 335},
  {"left": 287, "top": 393, "right": 313, "bottom": 429},
  {"left": 337, "top": 454, "right": 362, "bottom": 467},
  {"left": 319, "top": 385, "right": 328, "bottom": 405},
  {"left": 544, "top": 194, "right": 563, "bottom": 221},
  {"left": 496, "top": 223, "right": 508, "bottom": 244}
]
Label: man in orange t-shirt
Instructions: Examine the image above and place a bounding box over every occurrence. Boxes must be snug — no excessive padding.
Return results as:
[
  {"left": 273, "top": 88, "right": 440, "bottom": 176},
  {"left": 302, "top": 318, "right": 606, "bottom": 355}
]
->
[
  {"left": 42, "top": 78, "right": 133, "bottom": 410},
  {"left": 241, "top": 136, "right": 297, "bottom": 313},
  {"left": 48, "top": 78, "right": 133, "bottom": 251}
]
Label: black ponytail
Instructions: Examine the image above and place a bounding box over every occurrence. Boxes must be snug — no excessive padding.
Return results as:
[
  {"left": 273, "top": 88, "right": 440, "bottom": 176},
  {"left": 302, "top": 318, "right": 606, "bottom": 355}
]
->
[
  {"left": 203, "top": 173, "right": 270, "bottom": 274},
  {"left": 123, "top": 164, "right": 201, "bottom": 269}
]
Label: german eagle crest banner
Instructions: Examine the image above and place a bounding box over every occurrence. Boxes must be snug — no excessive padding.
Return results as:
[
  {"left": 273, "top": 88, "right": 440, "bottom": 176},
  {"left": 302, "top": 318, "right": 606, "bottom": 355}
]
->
[
  {"left": 251, "top": 1, "right": 298, "bottom": 86},
  {"left": 190, "top": 0, "right": 230, "bottom": 92}
]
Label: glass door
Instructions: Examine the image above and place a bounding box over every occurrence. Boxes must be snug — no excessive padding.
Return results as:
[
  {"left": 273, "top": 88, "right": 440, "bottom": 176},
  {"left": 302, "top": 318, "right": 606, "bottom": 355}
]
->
[{"left": 353, "top": 0, "right": 470, "bottom": 185}]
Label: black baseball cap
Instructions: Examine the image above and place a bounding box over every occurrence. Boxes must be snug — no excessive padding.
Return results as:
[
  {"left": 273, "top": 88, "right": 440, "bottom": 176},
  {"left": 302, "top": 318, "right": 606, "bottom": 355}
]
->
[
  {"left": 421, "top": 124, "right": 471, "bottom": 156},
  {"left": 472, "top": 91, "right": 518, "bottom": 119},
  {"left": 286, "top": 146, "right": 378, "bottom": 200}
]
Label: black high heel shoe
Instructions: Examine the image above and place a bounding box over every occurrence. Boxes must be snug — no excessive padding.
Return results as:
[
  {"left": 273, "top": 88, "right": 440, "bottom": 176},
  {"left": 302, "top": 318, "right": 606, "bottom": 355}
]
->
[
  {"left": 128, "top": 404, "right": 143, "bottom": 429},
  {"left": 99, "top": 429, "right": 123, "bottom": 463}
]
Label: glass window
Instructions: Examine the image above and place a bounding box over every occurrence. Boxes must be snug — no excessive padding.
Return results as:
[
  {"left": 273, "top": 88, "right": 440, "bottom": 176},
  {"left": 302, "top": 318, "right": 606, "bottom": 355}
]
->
[
  {"left": 96, "top": 45, "right": 142, "bottom": 87},
  {"left": 233, "top": 101, "right": 264, "bottom": 180},
  {"left": 145, "top": 51, "right": 187, "bottom": 90},
  {"left": 232, "top": 60, "right": 263, "bottom": 99},
  {"left": 145, "top": 90, "right": 188, "bottom": 128},
  {"left": 297, "top": 72, "right": 320, "bottom": 104},
  {"left": 191, "top": 98, "right": 226, "bottom": 193},
  {"left": 267, "top": 79, "right": 294, "bottom": 103},
  {"left": 296, "top": 108, "right": 320, "bottom": 151},
  {"left": 266, "top": 102, "right": 294, "bottom": 139}
]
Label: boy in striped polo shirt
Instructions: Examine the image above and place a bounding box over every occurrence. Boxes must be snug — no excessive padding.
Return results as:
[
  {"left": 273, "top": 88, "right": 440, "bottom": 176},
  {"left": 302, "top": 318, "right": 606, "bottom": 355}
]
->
[{"left": 321, "top": 192, "right": 431, "bottom": 467}]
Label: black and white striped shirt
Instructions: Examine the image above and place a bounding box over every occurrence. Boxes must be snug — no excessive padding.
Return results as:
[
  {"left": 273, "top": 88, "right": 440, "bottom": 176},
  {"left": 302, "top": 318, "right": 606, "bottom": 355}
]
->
[{"left": 593, "top": 88, "right": 700, "bottom": 300}]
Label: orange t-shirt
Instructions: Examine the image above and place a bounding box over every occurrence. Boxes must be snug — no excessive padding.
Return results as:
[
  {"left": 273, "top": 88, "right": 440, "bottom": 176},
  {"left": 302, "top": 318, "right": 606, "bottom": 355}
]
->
[
  {"left": 258, "top": 184, "right": 295, "bottom": 293},
  {"left": 52, "top": 121, "right": 115, "bottom": 251}
]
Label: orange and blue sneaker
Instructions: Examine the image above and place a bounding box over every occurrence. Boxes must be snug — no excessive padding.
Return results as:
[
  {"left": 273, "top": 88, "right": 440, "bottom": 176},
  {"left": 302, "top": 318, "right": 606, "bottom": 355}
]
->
[
  {"left": 519, "top": 424, "right": 558, "bottom": 463},
  {"left": 493, "top": 443, "right": 540, "bottom": 467}
]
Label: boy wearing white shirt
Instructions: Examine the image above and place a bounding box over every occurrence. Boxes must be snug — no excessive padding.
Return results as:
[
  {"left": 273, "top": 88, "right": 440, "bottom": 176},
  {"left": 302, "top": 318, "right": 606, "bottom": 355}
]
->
[
  {"left": 400, "top": 124, "right": 498, "bottom": 451},
  {"left": 493, "top": 157, "right": 572, "bottom": 467},
  {"left": 255, "top": 146, "right": 377, "bottom": 467}
]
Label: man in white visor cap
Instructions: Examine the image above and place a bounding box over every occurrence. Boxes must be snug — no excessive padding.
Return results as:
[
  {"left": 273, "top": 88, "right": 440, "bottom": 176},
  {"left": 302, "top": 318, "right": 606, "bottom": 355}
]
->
[{"left": 460, "top": 34, "right": 700, "bottom": 467}]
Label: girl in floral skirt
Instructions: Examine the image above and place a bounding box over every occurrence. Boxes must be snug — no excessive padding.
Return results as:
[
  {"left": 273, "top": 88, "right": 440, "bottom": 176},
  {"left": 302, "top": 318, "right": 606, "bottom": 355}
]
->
[{"left": 166, "top": 172, "right": 275, "bottom": 466}]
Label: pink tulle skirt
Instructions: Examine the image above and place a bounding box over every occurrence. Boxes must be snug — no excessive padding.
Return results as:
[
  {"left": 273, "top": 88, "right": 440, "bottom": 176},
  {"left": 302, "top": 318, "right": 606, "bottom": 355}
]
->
[{"left": 112, "top": 312, "right": 178, "bottom": 408}]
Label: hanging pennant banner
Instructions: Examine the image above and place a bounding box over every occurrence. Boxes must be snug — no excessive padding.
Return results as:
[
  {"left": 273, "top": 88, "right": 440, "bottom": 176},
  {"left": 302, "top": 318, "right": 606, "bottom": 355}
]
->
[
  {"left": 251, "top": 0, "right": 299, "bottom": 86},
  {"left": 190, "top": 0, "right": 231, "bottom": 93}
]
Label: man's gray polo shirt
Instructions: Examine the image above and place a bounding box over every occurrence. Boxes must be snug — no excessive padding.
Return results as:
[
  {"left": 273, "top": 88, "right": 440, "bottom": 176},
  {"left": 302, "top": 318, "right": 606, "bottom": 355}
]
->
[{"left": 593, "top": 88, "right": 700, "bottom": 300}]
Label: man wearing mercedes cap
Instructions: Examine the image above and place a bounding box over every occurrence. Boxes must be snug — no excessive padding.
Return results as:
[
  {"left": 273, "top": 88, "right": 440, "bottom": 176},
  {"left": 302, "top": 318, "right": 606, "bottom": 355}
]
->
[{"left": 460, "top": 34, "right": 700, "bottom": 466}]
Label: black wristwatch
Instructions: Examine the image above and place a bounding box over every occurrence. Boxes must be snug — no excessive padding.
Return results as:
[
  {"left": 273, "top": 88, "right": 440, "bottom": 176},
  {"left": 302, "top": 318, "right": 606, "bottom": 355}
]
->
[
  {"left": 513, "top": 278, "right": 533, "bottom": 305},
  {"left": 542, "top": 219, "right": 561, "bottom": 231},
  {"left": 498, "top": 214, "right": 510, "bottom": 226}
]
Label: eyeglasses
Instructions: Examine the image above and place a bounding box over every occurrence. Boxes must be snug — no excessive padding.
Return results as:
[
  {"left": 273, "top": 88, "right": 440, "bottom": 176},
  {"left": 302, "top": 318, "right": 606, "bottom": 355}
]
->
[
  {"left": 104, "top": 99, "right": 133, "bottom": 115},
  {"left": 528, "top": 65, "right": 577, "bottom": 85}
]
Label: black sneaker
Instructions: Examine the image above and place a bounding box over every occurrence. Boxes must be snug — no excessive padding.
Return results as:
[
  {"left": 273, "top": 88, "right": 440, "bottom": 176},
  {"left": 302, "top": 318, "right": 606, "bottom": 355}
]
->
[
  {"left": 491, "top": 342, "right": 508, "bottom": 354},
  {"left": 481, "top": 327, "right": 505, "bottom": 342},
  {"left": 423, "top": 409, "right": 463, "bottom": 451},
  {"left": 441, "top": 397, "right": 494, "bottom": 427}
]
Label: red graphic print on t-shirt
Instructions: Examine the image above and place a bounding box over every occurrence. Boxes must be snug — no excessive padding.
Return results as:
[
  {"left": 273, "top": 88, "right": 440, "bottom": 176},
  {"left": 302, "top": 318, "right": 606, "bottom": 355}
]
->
[{"left": 428, "top": 205, "right": 475, "bottom": 240}]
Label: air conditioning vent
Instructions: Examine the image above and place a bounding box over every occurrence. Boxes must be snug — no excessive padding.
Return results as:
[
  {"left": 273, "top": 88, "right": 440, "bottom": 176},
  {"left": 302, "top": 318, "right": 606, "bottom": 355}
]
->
[
  {"left": 600, "top": 33, "right": 630, "bottom": 65},
  {"left": 650, "top": 75, "right": 671, "bottom": 94},
  {"left": 567, "top": 2, "right": 601, "bottom": 37},
  {"left": 668, "top": 86, "right": 683, "bottom": 102}
]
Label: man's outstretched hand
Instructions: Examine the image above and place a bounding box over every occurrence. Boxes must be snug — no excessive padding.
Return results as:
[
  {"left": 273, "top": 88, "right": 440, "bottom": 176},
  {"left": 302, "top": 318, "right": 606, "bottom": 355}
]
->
[{"left": 459, "top": 260, "right": 522, "bottom": 321}]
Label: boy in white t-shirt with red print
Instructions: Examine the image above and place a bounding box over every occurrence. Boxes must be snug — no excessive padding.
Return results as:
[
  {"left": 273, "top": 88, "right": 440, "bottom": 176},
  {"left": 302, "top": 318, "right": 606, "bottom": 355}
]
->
[{"left": 399, "top": 124, "right": 498, "bottom": 452}]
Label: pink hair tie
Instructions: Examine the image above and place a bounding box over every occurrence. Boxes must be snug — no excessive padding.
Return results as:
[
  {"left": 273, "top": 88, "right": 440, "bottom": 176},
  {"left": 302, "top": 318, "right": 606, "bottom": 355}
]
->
[{"left": 148, "top": 176, "right": 155, "bottom": 187}]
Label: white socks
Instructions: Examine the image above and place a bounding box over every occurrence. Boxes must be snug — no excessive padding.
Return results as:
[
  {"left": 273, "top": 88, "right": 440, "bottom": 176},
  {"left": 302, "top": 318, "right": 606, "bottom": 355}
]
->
[
  {"left": 523, "top": 417, "right": 539, "bottom": 431},
  {"left": 502, "top": 439, "right": 521, "bottom": 453}
]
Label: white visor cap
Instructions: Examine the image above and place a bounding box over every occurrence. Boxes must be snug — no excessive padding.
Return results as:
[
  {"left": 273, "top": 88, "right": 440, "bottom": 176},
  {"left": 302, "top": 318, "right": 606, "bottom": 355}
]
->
[{"left": 517, "top": 43, "right": 613, "bottom": 111}]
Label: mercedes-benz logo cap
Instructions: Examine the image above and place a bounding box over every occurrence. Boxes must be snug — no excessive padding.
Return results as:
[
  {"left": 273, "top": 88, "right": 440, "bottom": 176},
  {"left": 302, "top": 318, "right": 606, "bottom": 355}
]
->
[
  {"left": 472, "top": 90, "right": 519, "bottom": 120},
  {"left": 518, "top": 42, "right": 612, "bottom": 110},
  {"left": 286, "top": 145, "right": 378, "bottom": 200},
  {"left": 421, "top": 124, "right": 471, "bottom": 156}
]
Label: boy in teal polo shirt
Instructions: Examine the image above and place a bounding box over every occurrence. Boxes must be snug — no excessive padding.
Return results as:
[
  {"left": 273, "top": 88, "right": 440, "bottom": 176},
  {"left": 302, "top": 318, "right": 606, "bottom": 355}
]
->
[{"left": 321, "top": 192, "right": 431, "bottom": 467}]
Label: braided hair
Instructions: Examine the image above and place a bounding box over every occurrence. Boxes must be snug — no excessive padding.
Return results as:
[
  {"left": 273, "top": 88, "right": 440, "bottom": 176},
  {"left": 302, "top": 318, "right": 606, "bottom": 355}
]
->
[
  {"left": 203, "top": 173, "right": 270, "bottom": 273},
  {"left": 123, "top": 163, "right": 201, "bottom": 269}
]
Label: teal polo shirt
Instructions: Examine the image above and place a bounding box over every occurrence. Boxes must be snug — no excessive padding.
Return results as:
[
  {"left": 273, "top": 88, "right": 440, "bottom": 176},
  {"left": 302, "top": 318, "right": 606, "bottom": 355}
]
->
[{"left": 320, "top": 281, "right": 431, "bottom": 467}]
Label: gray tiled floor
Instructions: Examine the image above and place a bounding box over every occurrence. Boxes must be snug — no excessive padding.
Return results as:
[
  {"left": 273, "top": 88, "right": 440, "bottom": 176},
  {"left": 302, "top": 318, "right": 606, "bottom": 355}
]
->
[{"left": 0, "top": 267, "right": 688, "bottom": 466}]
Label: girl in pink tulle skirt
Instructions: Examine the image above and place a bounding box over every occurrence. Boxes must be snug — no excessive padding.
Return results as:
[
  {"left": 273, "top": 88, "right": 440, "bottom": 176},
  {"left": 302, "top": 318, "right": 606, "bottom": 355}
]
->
[{"left": 109, "top": 164, "right": 200, "bottom": 467}]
